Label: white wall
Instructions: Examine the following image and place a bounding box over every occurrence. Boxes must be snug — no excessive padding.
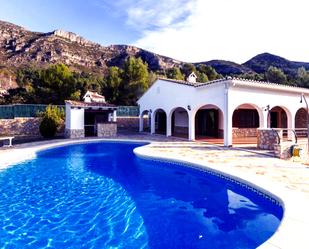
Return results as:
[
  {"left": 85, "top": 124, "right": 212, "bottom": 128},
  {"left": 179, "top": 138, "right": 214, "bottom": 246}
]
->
[{"left": 65, "top": 104, "right": 84, "bottom": 130}]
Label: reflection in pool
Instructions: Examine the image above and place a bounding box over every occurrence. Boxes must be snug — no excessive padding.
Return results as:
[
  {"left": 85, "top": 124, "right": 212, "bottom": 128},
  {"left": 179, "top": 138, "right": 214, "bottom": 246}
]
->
[{"left": 0, "top": 142, "right": 283, "bottom": 248}]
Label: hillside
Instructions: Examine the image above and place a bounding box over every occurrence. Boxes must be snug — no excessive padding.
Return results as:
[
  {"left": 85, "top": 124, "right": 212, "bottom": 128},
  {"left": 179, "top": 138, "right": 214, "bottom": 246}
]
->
[
  {"left": 243, "top": 53, "right": 309, "bottom": 76},
  {"left": 1, "top": 19, "right": 309, "bottom": 91},
  {"left": 0, "top": 20, "right": 181, "bottom": 81}
]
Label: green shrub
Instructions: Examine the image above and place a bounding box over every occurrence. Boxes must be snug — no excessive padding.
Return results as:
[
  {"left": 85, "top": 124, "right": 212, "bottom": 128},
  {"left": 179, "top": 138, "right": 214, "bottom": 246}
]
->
[{"left": 39, "top": 105, "right": 64, "bottom": 138}]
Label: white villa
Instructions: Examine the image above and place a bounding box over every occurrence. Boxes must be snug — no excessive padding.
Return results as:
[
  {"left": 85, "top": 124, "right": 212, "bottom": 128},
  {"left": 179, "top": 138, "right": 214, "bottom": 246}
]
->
[{"left": 137, "top": 74, "right": 309, "bottom": 149}]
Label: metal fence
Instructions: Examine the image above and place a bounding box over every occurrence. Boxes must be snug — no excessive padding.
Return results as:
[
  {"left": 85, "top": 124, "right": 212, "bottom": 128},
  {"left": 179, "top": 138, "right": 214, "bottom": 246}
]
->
[
  {"left": 0, "top": 104, "right": 139, "bottom": 119},
  {"left": 116, "top": 106, "right": 139, "bottom": 117}
]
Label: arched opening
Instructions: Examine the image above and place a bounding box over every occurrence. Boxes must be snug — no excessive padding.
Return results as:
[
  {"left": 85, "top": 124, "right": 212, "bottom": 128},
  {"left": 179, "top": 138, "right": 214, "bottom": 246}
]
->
[
  {"left": 232, "top": 104, "right": 261, "bottom": 144},
  {"left": 295, "top": 108, "right": 308, "bottom": 138},
  {"left": 154, "top": 109, "right": 167, "bottom": 135},
  {"left": 195, "top": 104, "right": 224, "bottom": 140},
  {"left": 141, "top": 110, "right": 150, "bottom": 132},
  {"left": 170, "top": 107, "right": 189, "bottom": 138},
  {"left": 295, "top": 108, "right": 307, "bottom": 128},
  {"left": 269, "top": 106, "right": 287, "bottom": 128}
]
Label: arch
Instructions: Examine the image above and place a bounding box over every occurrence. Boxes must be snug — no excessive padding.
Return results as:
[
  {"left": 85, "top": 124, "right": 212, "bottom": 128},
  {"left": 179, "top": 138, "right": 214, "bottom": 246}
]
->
[
  {"left": 194, "top": 104, "right": 224, "bottom": 139},
  {"left": 168, "top": 107, "right": 189, "bottom": 138},
  {"left": 140, "top": 110, "right": 151, "bottom": 132},
  {"left": 232, "top": 103, "right": 263, "bottom": 144},
  {"left": 295, "top": 108, "right": 307, "bottom": 128},
  {"left": 269, "top": 106, "right": 291, "bottom": 128},
  {"left": 232, "top": 103, "right": 263, "bottom": 128},
  {"left": 153, "top": 108, "right": 167, "bottom": 135}
]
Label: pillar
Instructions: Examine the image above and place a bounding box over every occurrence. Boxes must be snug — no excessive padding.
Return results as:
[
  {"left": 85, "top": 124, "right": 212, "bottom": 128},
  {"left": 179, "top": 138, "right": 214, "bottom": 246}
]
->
[
  {"left": 112, "top": 110, "right": 117, "bottom": 122},
  {"left": 139, "top": 114, "right": 144, "bottom": 132},
  {"left": 188, "top": 112, "right": 195, "bottom": 141},
  {"left": 289, "top": 111, "right": 296, "bottom": 142},
  {"left": 224, "top": 113, "right": 233, "bottom": 146},
  {"left": 150, "top": 112, "right": 155, "bottom": 134},
  {"left": 262, "top": 110, "right": 268, "bottom": 129},
  {"left": 167, "top": 112, "right": 172, "bottom": 137},
  {"left": 223, "top": 83, "right": 232, "bottom": 146}
]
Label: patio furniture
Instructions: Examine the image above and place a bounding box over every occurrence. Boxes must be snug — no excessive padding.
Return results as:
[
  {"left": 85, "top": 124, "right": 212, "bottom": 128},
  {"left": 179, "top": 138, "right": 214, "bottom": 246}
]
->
[{"left": 0, "top": 136, "right": 14, "bottom": 147}]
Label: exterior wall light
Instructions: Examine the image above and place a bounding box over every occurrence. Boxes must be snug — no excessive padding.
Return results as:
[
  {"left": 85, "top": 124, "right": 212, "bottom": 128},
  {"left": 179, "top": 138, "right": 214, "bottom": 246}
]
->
[{"left": 187, "top": 105, "right": 191, "bottom": 111}]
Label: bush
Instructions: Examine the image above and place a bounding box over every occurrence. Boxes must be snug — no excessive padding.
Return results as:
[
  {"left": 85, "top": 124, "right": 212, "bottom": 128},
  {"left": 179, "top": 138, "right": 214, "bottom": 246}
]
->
[{"left": 39, "top": 105, "right": 64, "bottom": 138}]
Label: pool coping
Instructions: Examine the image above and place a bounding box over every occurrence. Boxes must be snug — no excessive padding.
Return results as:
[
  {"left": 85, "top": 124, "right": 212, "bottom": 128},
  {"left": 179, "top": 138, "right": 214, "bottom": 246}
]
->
[{"left": 1, "top": 138, "right": 309, "bottom": 249}]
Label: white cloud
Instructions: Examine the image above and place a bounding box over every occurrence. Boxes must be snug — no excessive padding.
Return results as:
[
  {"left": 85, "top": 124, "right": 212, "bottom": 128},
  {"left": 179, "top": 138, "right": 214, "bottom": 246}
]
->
[
  {"left": 125, "top": 0, "right": 196, "bottom": 30},
  {"left": 129, "top": 0, "right": 309, "bottom": 63}
]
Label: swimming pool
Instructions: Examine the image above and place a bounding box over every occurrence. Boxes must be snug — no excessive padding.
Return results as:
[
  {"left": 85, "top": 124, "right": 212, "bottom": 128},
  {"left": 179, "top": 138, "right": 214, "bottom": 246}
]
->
[{"left": 0, "top": 142, "right": 283, "bottom": 248}]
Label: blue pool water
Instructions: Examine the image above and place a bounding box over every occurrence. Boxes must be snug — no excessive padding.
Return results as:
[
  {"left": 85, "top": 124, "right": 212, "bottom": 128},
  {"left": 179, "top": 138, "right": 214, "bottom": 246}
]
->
[{"left": 0, "top": 142, "right": 283, "bottom": 249}]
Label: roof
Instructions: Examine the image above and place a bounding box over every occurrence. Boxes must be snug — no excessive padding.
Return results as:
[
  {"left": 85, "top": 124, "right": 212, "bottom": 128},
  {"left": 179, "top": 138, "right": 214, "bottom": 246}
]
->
[
  {"left": 84, "top": 91, "right": 105, "bottom": 99},
  {"left": 156, "top": 76, "right": 309, "bottom": 93},
  {"left": 83, "top": 90, "right": 106, "bottom": 103},
  {"left": 65, "top": 100, "right": 116, "bottom": 109}
]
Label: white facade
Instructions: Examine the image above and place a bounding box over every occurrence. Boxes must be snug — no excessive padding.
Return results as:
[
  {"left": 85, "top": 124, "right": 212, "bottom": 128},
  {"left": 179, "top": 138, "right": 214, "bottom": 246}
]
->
[
  {"left": 138, "top": 77, "right": 309, "bottom": 146},
  {"left": 65, "top": 104, "right": 84, "bottom": 130}
]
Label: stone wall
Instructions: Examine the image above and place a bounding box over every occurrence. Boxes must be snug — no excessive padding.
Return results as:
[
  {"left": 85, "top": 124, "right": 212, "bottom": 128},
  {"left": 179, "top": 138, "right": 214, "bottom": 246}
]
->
[
  {"left": 117, "top": 117, "right": 140, "bottom": 130},
  {"left": 97, "top": 123, "right": 117, "bottom": 137},
  {"left": 0, "top": 117, "right": 65, "bottom": 138},
  {"left": 257, "top": 129, "right": 281, "bottom": 150},
  {"left": 274, "top": 141, "right": 308, "bottom": 159},
  {"left": 232, "top": 128, "right": 257, "bottom": 138},
  {"left": 65, "top": 129, "right": 84, "bottom": 139},
  {"left": 0, "top": 117, "right": 41, "bottom": 136}
]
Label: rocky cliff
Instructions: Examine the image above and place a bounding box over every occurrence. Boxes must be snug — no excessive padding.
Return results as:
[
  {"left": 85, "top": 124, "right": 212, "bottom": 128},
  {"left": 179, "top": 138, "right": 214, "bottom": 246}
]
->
[{"left": 0, "top": 20, "right": 181, "bottom": 77}]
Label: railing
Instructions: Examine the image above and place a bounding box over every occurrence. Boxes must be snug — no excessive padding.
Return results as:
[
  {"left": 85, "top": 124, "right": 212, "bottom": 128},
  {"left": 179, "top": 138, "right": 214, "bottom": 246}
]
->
[
  {"left": 0, "top": 104, "right": 139, "bottom": 119},
  {"left": 272, "top": 128, "right": 308, "bottom": 144}
]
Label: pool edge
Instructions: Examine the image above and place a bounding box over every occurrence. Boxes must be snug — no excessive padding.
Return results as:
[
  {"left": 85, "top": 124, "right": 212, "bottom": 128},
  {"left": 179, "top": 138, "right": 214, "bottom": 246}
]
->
[
  {"left": 133, "top": 144, "right": 309, "bottom": 249},
  {"left": 1, "top": 138, "right": 308, "bottom": 249}
]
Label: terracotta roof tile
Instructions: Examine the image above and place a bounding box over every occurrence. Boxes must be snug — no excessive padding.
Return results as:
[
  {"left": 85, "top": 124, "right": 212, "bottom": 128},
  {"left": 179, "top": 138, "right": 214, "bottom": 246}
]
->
[
  {"left": 157, "top": 76, "right": 309, "bottom": 92},
  {"left": 65, "top": 100, "right": 116, "bottom": 108}
]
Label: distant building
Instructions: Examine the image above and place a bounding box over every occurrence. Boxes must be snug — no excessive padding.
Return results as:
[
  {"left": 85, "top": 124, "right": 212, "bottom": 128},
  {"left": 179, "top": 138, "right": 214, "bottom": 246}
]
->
[
  {"left": 65, "top": 91, "right": 117, "bottom": 138},
  {"left": 83, "top": 90, "right": 106, "bottom": 103},
  {"left": 0, "top": 89, "right": 8, "bottom": 97}
]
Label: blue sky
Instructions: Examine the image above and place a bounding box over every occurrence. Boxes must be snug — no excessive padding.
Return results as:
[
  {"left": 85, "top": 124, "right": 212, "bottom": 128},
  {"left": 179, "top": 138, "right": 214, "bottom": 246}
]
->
[{"left": 1, "top": 0, "right": 309, "bottom": 63}]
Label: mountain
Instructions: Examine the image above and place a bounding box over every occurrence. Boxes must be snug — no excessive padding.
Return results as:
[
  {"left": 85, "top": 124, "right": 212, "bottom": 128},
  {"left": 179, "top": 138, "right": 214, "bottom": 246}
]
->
[
  {"left": 195, "top": 60, "right": 253, "bottom": 75},
  {"left": 0, "top": 20, "right": 181, "bottom": 76},
  {"left": 243, "top": 53, "right": 309, "bottom": 76},
  {"left": 1, "top": 19, "right": 309, "bottom": 90}
]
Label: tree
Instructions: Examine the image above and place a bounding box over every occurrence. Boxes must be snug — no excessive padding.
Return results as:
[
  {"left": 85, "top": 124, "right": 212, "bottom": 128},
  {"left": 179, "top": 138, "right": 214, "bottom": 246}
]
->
[
  {"left": 197, "top": 64, "right": 220, "bottom": 81},
  {"left": 166, "top": 67, "right": 184, "bottom": 80},
  {"left": 296, "top": 67, "right": 309, "bottom": 88},
  {"left": 121, "top": 57, "right": 149, "bottom": 105},
  {"left": 103, "top": 66, "right": 123, "bottom": 103},
  {"left": 181, "top": 63, "right": 196, "bottom": 77},
  {"left": 37, "top": 64, "right": 80, "bottom": 104},
  {"left": 196, "top": 72, "right": 209, "bottom": 82},
  {"left": 39, "top": 105, "right": 64, "bottom": 138},
  {"left": 265, "top": 66, "right": 287, "bottom": 84}
]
